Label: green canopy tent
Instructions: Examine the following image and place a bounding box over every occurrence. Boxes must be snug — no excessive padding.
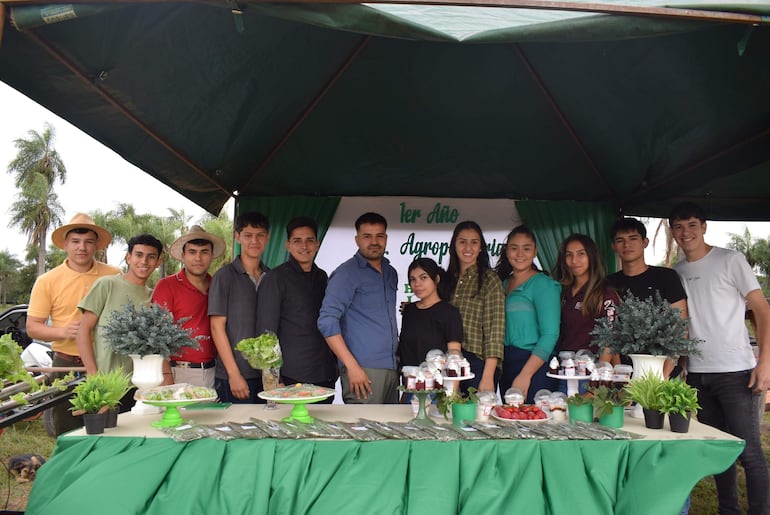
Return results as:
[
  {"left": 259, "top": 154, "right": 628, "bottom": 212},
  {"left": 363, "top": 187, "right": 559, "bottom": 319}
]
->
[{"left": 1, "top": 1, "right": 769, "bottom": 264}]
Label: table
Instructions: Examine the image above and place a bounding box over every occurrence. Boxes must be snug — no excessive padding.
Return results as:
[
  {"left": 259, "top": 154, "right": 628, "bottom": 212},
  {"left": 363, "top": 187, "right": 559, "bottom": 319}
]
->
[{"left": 26, "top": 405, "right": 743, "bottom": 515}]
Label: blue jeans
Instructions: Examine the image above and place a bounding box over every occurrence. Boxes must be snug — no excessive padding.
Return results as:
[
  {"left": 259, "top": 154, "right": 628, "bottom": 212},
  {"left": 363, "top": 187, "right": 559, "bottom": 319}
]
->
[
  {"left": 500, "top": 346, "right": 551, "bottom": 404},
  {"left": 688, "top": 370, "right": 769, "bottom": 515},
  {"left": 214, "top": 376, "right": 265, "bottom": 404},
  {"left": 460, "top": 350, "right": 500, "bottom": 395}
]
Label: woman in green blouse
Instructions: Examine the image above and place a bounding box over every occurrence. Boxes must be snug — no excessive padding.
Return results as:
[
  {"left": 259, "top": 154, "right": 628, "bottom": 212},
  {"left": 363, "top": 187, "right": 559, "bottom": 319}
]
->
[
  {"left": 495, "top": 226, "right": 561, "bottom": 403},
  {"left": 447, "top": 221, "right": 505, "bottom": 394}
]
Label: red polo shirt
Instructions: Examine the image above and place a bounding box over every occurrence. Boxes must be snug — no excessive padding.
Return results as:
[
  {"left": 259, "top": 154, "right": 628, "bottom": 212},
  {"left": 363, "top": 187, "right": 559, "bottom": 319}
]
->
[{"left": 152, "top": 270, "right": 216, "bottom": 363}]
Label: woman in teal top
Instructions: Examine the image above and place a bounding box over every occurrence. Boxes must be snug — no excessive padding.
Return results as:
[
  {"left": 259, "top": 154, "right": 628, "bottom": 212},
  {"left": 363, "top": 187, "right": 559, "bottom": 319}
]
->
[{"left": 495, "top": 225, "right": 561, "bottom": 403}]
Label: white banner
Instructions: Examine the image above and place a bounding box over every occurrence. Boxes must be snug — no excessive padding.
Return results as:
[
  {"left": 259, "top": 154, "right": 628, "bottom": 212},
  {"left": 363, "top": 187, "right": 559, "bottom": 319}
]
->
[{"left": 316, "top": 197, "right": 521, "bottom": 314}]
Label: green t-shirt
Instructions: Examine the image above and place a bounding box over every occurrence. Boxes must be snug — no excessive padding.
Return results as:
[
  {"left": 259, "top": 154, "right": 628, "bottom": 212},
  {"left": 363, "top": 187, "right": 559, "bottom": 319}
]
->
[
  {"left": 78, "top": 274, "right": 152, "bottom": 374},
  {"left": 502, "top": 272, "right": 561, "bottom": 361}
]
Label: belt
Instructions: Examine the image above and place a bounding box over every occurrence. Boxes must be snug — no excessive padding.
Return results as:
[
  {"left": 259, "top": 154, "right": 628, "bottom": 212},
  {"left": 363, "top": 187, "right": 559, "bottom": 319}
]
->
[
  {"left": 170, "top": 360, "right": 216, "bottom": 369},
  {"left": 53, "top": 352, "right": 83, "bottom": 365}
]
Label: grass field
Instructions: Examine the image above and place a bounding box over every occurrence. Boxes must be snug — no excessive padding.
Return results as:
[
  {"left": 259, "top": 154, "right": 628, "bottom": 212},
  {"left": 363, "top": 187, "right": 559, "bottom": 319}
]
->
[{"left": 2, "top": 412, "right": 769, "bottom": 512}]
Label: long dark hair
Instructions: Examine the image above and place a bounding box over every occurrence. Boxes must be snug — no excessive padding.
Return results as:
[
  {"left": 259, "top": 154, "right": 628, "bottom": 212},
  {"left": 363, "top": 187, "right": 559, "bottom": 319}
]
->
[
  {"left": 495, "top": 225, "right": 540, "bottom": 280},
  {"left": 447, "top": 221, "right": 491, "bottom": 296},
  {"left": 553, "top": 233, "right": 607, "bottom": 316},
  {"left": 408, "top": 258, "right": 451, "bottom": 301}
]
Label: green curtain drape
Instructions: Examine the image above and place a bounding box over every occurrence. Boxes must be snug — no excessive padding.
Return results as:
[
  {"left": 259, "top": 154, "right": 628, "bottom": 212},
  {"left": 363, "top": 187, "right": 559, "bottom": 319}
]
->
[
  {"left": 27, "top": 435, "right": 743, "bottom": 515},
  {"left": 235, "top": 196, "right": 341, "bottom": 268},
  {"left": 516, "top": 201, "right": 617, "bottom": 275}
]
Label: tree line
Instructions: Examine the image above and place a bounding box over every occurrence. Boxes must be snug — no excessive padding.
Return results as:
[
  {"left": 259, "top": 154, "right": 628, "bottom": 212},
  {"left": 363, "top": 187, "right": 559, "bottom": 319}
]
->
[{"left": 1, "top": 124, "right": 233, "bottom": 306}]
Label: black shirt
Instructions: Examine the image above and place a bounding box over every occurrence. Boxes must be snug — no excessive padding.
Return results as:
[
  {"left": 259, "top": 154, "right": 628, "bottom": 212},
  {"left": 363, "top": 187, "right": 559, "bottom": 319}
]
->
[
  {"left": 398, "top": 301, "right": 463, "bottom": 367},
  {"left": 606, "top": 265, "right": 686, "bottom": 304},
  {"left": 256, "top": 257, "right": 337, "bottom": 384}
]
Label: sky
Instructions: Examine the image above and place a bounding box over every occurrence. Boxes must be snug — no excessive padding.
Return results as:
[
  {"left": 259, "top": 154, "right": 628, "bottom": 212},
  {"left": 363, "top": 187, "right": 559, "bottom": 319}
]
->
[{"left": 2, "top": 80, "right": 770, "bottom": 268}]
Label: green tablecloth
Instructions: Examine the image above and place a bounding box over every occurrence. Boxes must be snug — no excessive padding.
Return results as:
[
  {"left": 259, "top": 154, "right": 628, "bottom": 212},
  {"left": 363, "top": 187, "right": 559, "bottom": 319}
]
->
[{"left": 27, "top": 435, "right": 743, "bottom": 514}]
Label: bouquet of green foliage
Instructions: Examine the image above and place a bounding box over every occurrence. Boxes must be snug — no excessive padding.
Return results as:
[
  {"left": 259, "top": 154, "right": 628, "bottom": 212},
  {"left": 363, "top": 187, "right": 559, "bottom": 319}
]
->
[
  {"left": 591, "top": 291, "right": 702, "bottom": 357},
  {"left": 103, "top": 303, "right": 199, "bottom": 358},
  {"left": 235, "top": 332, "right": 283, "bottom": 370}
]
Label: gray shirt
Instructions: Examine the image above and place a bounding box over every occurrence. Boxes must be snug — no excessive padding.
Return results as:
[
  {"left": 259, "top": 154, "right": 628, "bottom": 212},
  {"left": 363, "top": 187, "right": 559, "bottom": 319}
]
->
[{"left": 208, "top": 256, "right": 269, "bottom": 380}]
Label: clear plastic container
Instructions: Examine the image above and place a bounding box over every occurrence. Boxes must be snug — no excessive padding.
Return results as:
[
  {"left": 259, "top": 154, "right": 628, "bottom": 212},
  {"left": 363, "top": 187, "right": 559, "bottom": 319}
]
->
[{"left": 503, "top": 387, "right": 524, "bottom": 407}]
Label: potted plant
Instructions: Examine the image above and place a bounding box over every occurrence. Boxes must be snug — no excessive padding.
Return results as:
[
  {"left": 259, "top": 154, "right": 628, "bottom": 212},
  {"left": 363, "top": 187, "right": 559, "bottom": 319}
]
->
[
  {"left": 436, "top": 387, "right": 478, "bottom": 427},
  {"left": 102, "top": 303, "right": 199, "bottom": 414},
  {"left": 566, "top": 393, "right": 594, "bottom": 423},
  {"left": 236, "top": 332, "right": 283, "bottom": 408},
  {"left": 94, "top": 369, "right": 132, "bottom": 428},
  {"left": 624, "top": 373, "right": 666, "bottom": 429},
  {"left": 591, "top": 291, "right": 702, "bottom": 378},
  {"left": 69, "top": 375, "right": 112, "bottom": 434},
  {"left": 658, "top": 378, "right": 700, "bottom": 433},
  {"left": 103, "top": 303, "right": 199, "bottom": 358},
  {"left": 587, "top": 385, "right": 629, "bottom": 428}
]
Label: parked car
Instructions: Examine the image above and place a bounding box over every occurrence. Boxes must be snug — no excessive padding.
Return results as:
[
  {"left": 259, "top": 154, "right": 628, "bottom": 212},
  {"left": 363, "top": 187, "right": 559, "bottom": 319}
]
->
[{"left": 0, "top": 304, "right": 33, "bottom": 348}]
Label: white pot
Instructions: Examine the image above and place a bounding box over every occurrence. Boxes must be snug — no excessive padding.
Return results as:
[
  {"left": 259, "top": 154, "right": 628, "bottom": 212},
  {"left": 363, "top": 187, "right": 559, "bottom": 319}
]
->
[
  {"left": 129, "top": 354, "right": 164, "bottom": 415},
  {"left": 628, "top": 354, "right": 667, "bottom": 379},
  {"left": 129, "top": 354, "right": 164, "bottom": 389}
]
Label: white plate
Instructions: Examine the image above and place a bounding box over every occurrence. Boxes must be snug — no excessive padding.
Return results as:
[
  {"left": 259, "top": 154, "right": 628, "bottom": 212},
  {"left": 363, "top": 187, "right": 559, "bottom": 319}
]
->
[
  {"left": 442, "top": 373, "right": 475, "bottom": 381},
  {"left": 140, "top": 396, "right": 217, "bottom": 406},
  {"left": 257, "top": 391, "right": 335, "bottom": 403},
  {"left": 546, "top": 373, "right": 590, "bottom": 380},
  {"left": 491, "top": 407, "right": 552, "bottom": 424}
]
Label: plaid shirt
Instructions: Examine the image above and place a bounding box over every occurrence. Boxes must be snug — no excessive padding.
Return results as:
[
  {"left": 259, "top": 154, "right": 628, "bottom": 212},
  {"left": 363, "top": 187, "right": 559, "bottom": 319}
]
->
[{"left": 450, "top": 266, "right": 505, "bottom": 363}]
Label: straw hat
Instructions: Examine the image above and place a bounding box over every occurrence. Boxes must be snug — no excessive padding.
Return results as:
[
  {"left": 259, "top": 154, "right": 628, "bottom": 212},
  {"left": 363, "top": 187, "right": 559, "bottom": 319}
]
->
[
  {"left": 51, "top": 213, "right": 112, "bottom": 250},
  {"left": 169, "top": 225, "right": 226, "bottom": 261}
]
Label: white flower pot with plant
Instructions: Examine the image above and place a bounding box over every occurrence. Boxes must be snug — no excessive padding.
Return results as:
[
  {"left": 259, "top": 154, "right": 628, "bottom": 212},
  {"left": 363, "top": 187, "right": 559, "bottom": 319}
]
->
[{"left": 103, "top": 303, "right": 200, "bottom": 415}]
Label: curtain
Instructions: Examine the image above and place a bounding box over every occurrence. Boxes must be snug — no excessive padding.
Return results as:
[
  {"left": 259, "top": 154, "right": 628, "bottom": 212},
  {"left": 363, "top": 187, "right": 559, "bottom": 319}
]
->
[
  {"left": 235, "top": 196, "right": 341, "bottom": 268},
  {"left": 516, "top": 200, "right": 618, "bottom": 275}
]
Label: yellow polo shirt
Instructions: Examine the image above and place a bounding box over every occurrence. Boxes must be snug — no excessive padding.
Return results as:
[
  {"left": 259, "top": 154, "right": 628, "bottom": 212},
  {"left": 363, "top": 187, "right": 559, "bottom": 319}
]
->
[{"left": 28, "top": 259, "right": 121, "bottom": 355}]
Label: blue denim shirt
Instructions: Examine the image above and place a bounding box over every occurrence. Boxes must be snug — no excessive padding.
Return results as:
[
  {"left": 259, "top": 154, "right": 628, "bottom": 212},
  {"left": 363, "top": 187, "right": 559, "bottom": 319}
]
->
[{"left": 318, "top": 252, "right": 398, "bottom": 370}]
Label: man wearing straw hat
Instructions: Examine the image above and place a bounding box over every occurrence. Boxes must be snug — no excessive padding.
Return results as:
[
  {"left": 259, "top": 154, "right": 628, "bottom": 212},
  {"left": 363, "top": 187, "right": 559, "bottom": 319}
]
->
[
  {"left": 152, "top": 226, "right": 225, "bottom": 388},
  {"left": 26, "top": 213, "right": 121, "bottom": 435}
]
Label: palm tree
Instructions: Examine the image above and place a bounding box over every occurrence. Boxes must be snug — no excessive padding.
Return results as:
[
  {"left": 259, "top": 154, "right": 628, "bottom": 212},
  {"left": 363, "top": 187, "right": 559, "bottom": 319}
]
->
[
  {"left": 103, "top": 204, "right": 190, "bottom": 279},
  {"left": 200, "top": 208, "right": 233, "bottom": 275},
  {"left": 652, "top": 218, "right": 681, "bottom": 267},
  {"left": 6, "top": 123, "right": 67, "bottom": 277},
  {"left": 727, "top": 227, "right": 756, "bottom": 268},
  {"left": 0, "top": 250, "right": 23, "bottom": 305},
  {"left": 8, "top": 173, "right": 64, "bottom": 277}
]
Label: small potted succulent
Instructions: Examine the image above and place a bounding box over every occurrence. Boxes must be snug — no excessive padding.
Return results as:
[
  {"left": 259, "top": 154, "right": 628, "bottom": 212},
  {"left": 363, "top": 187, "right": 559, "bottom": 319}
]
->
[
  {"left": 436, "top": 387, "right": 478, "bottom": 427},
  {"left": 94, "top": 369, "right": 132, "bottom": 428},
  {"left": 591, "top": 291, "right": 702, "bottom": 378},
  {"left": 566, "top": 393, "right": 594, "bottom": 423},
  {"left": 587, "top": 385, "right": 629, "bottom": 428},
  {"left": 69, "top": 375, "right": 112, "bottom": 434},
  {"left": 624, "top": 373, "right": 666, "bottom": 429},
  {"left": 658, "top": 378, "right": 700, "bottom": 433}
]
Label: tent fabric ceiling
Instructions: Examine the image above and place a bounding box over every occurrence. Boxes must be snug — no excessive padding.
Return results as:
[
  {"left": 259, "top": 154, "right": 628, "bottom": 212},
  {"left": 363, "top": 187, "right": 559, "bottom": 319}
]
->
[{"left": 1, "top": 1, "right": 769, "bottom": 219}]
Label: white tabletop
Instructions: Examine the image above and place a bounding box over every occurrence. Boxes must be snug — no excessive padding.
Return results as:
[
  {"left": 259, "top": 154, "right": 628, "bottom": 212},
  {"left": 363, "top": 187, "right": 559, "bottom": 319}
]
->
[{"left": 65, "top": 403, "right": 741, "bottom": 442}]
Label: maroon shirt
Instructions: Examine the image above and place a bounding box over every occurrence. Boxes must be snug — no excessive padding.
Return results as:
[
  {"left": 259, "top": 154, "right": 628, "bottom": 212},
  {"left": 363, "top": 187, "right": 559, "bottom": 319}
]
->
[
  {"left": 557, "top": 285, "right": 620, "bottom": 355},
  {"left": 151, "top": 270, "right": 216, "bottom": 363}
]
